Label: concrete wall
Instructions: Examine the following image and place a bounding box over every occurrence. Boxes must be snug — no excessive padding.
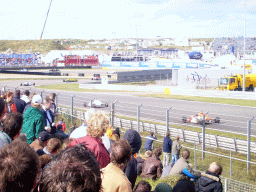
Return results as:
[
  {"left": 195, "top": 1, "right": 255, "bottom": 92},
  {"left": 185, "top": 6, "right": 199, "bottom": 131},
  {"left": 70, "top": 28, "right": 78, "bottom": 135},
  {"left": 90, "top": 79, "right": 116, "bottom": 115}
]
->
[
  {"left": 177, "top": 69, "right": 248, "bottom": 88},
  {"left": 117, "top": 69, "right": 172, "bottom": 82}
]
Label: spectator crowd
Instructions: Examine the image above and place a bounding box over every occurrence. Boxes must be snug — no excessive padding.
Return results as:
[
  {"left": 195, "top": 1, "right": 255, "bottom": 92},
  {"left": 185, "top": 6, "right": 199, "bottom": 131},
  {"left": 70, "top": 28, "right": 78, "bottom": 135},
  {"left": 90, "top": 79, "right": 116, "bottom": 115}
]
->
[{"left": 0, "top": 89, "right": 224, "bottom": 192}]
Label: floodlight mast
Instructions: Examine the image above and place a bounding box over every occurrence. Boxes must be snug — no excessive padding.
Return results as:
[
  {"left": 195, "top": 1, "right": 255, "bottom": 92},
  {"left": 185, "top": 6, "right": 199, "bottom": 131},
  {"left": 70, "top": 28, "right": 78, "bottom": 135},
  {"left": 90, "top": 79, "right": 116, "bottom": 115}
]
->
[
  {"left": 40, "top": 0, "right": 53, "bottom": 41},
  {"left": 243, "top": 0, "right": 246, "bottom": 92}
]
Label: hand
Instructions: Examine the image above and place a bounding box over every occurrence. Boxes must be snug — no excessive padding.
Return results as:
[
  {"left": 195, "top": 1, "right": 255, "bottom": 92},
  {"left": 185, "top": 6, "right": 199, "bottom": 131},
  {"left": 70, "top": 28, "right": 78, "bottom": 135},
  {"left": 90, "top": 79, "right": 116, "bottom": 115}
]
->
[{"left": 45, "top": 126, "right": 51, "bottom": 132}]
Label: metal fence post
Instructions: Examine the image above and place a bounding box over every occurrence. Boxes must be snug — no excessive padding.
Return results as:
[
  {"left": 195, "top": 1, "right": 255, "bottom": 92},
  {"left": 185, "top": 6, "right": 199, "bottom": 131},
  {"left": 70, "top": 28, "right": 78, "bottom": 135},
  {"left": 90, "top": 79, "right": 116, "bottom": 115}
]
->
[
  {"left": 56, "top": 93, "right": 59, "bottom": 108},
  {"left": 40, "top": 90, "right": 44, "bottom": 98},
  {"left": 71, "top": 95, "right": 75, "bottom": 124},
  {"left": 230, "top": 148, "right": 232, "bottom": 179},
  {"left": 3, "top": 85, "right": 7, "bottom": 92},
  {"left": 194, "top": 141, "right": 197, "bottom": 170},
  {"left": 137, "top": 104, "right": 142, "bottom": 132},
  {"left": 202, "top": 115, "right": 205, "bottom": 160},
  {"left": 225, "top": 179, "right": 228, "bottom": 192},
  {"left": 166, "top": 107, "right": 172, "bottom": 133},
  {"left": 247, "top": 117, "right": 254, "bottom": 173},
  {"left": 111, "top": 100, "right": 117, "bottom": 128}
]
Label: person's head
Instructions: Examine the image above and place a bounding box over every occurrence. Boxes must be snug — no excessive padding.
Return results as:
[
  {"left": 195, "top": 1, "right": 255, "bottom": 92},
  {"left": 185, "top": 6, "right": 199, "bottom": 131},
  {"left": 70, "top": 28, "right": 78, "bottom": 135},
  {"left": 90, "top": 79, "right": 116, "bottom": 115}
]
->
[
  {"left": 155, "top": 183, "right": 172, "bottom": 192},
  {"left": 176, "top": 136, "right": 180, "bottom": 141},
  {"left": 111, "top": 139, "right": 132, "bottom": 169},
  {"left": 39, "top": 154, "right": 52, "bottom": 169},
  {"left": 37, "top": 144, "right": 102, "bottom": 192},
  {"left": 208, "top": 162, "right": 222, "bottom": 176},
  {"left": 43, "top": 96, "right": 52, "bottom": 110},
  {"left": 133, "top": 180, "right": 152, "bottom": 192},
  {"left": 62, "top": 138, "right": 73, "bottom": 150},
  {"left": 150, "top": 132, "right": 154, "bottom": 137},
  {"left": 0, "top": 97, "right": 6, "bottom": 120},
  {"left": 31, "top": 95, "right": 42, "bottom": 109},
  {"left": 87, "top": 110, "right": 110, "bottom": 138},
  {"left": 14, "top": 89, "right": 20, "bottom": 97},
  {"left": 172, "top": 178, "right": 195, "bottom": 192},
  {"left": 23, "top": 90, "right": 30, "bottom": 97},
  {"left": 182, "top": 149, "right": 190, "bottom": 159},
  {"left": 6, "top": 91, "right": 14, "bottom": 103},
  {"left": 46, "top": 138, "right": 61, "bottom": 155},
  {"left": 0, "top": 140, "right": 40, "bottom": 192},
  {"left": 2, "top": 112, "right": 23, "bottom": 140},
  {"left": 49, "top": 93, "right": 56, "bottom": 101},
  {"left": 57, "top": 124, "right": 62, "bottom": 131},
  {"left": 145, "top": 150, "right": 152, "bottom": 158},
  {"left": 85, "top": 108, "right": 96, "bottom": 124},
  {"left": 113, "top": 127, "right": 120, "bottom": 138},
  {"left": 38, "top": 131, "right": 50, "bottom": 147},
  {"left": 153, "top": 147, "right": 162, "bottom": 158},
  {"left": 166, "top": 132, "right": 170, "bottom": 137},
  {"left": 122, "top": 129, "right": 142, "bottom": 154}
]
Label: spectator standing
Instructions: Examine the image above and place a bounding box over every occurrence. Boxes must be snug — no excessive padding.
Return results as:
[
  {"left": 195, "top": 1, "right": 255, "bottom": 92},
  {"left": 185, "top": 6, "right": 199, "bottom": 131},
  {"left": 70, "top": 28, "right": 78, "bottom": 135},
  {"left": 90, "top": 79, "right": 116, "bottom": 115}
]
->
[
  {"left": 141, "top": 147, "right": 163, "bottom": 180},
  {"left": 37, "top": 144, "right": 102, "bottom": 192},
  {"left": 42, "top": 97, "right": 55, "bottom": 128},
  {"left": 22, "top": 92, "right": 37, "bottom": 114},
  {"left": 49, "top": 92, "right": 57, "bottom": 114},
  {"left": 195, "top": 162, "right": 223, "bottom": 192},
  {"left": 101, "top": 139, "right": 133, "bottom": 192},
  {"left": 122, "top": 129, "right": 142, "bottom": 189},
  {"left": 68, "top": 111, "right": 110, "bottom": 169},
  {"left": 0, "top": 112, "right": 23, "bottom": 149},
  {"left": 21, "top": 90, "right": 30, "bottom": 104},
  {"left": 30, "top": 131, "right": 50, "bottom": 151},
  {"left": 36, "top": 138, "right": 61, "bottom": 157},
  {"left": 0, "top": 140, "right": 40, "bottom": 192},
  {"left": 13, "top": 90, "right": 26, "bottom": 114},
  {"left": 169, "top": 149, "right": 201, "bottom": 179},
  {"left": 3, "top": 91, "right": 17, "bottom": 114},
  {"left": 163, "top": 132, "right": 173, "bottom": 167},
  {"left": 21, "top": 95, "right": 45, "bottom": 144},
  {"left": 171, "top": 136, "right": 182, "bottom": 167},
  {"left": 144, "top": 132, "right": 157, "bottom": 151}
]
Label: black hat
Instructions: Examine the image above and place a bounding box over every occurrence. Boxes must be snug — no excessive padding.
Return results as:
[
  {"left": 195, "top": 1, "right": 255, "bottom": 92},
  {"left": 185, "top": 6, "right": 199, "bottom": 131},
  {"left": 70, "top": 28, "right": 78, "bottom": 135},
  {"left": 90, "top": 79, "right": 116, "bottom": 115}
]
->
[
  {"left": 38, "top": 131, "right": 50, "bottom": 142},
  {"left": 122, "top": 129, "right": 142, "bottom": 154}
]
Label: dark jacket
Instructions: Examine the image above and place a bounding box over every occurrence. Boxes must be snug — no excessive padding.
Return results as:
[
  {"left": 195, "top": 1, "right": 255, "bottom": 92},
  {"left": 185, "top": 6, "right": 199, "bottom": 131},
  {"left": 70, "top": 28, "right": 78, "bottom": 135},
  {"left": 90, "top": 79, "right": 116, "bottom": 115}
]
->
[
  {"left": 196, "top": 170, "right": 223, "bottom": 192},
  {"left": 163, "top": 136, "right": 172, "bottom": 153},
  {"left": 136, "top": 156, "right": 145, "bottom": 175},
  {"left": 42, "top": 108, "right": 55, "bottom": 127},
  {"left": 144, "top": 135, "right": 157, "bottom": 151},
  {"left": 141, "top": 155, "right": 163, "bottom": 180},
  {"left": 122, "top": 129, "right": 142, "bottom": 189},
  {"left": 13, "top": 95, "right": 26, "bottom": 114},
  {"left": 21, "top": 107, "right": 45, "bottom": 144}
]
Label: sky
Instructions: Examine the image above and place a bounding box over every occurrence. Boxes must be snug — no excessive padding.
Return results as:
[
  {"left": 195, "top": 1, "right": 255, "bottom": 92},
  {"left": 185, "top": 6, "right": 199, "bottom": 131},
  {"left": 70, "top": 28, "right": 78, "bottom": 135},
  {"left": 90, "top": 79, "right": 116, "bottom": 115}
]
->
[{"left": 1, "top": 0, "right": 256, "bottom": 40}]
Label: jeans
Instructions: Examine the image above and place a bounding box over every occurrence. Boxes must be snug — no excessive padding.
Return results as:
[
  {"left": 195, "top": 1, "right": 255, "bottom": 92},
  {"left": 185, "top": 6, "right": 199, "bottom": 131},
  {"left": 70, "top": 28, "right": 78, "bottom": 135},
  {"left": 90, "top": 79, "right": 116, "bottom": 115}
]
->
[
  {"left": 163, "top": 152, "right": 171, "bottom": 167},
  {"left": 171, "top": 154, "right": 179, "bottom": 167}
]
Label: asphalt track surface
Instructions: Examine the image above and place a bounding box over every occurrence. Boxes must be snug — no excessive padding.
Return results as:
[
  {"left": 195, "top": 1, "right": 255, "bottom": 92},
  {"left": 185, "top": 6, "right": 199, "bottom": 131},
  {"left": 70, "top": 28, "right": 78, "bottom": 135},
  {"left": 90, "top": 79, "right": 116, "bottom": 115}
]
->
[{"left": 1, "top": 79, "right": 256, "bottom": 136}]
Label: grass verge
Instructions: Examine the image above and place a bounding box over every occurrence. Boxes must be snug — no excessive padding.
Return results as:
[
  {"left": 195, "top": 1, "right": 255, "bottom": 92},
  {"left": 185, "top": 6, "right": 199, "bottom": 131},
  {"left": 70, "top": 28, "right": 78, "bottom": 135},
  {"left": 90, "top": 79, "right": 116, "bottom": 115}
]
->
[
  {"left": 36, "top": 84, "right": 134, "bottom": 92},
  {"left": 140, "top": 93, "right": 256, "bottom": 107}
]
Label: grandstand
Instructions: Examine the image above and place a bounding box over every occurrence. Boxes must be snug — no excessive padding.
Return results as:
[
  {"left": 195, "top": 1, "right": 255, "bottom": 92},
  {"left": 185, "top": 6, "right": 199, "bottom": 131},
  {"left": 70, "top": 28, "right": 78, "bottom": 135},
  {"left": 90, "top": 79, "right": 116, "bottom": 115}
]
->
[
  {"left": 0, "top": 53, "right": 40, "bottom": 66},
  {"left": 210, "top": 37, "right": 256, "bottom": 56}
]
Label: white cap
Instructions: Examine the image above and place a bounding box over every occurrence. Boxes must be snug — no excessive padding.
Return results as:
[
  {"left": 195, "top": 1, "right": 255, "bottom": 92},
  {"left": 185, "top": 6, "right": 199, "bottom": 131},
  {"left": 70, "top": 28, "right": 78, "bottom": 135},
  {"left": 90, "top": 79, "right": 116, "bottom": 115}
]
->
[{"left": 32, "top": 95, "right": 42, "bottom": 104}]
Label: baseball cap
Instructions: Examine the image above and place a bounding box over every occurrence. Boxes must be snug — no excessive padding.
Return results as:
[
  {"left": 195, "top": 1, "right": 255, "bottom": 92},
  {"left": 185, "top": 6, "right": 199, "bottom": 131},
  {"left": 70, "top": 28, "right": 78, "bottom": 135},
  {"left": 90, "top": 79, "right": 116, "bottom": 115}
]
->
[
  {"left": 32, "top": 95, "right": 42, "bottom": 104},
  {"left": 38, "top": 131, "right": 50, "bottom": 142}
]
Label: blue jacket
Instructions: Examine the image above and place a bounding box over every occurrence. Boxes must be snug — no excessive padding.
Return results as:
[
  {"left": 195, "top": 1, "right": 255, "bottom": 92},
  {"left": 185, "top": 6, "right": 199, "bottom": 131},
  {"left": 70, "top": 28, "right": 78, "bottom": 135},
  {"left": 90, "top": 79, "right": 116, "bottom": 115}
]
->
[
  {"left": 0, "top": 131, "right": 13, "bottom": 149},
  {"left": 163, "top": 136, "right": 172, "bottom": 153},
  {"left": 144, "top": 135, "right": 157, "bottom": 151}
]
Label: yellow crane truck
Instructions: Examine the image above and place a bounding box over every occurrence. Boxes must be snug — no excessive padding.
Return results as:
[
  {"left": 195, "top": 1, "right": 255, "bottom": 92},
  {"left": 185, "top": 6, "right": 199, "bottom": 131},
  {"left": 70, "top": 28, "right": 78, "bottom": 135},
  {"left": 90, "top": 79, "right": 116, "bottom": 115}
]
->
[{"left": 220, "top": 74, "right": 256, "bottom": 91}]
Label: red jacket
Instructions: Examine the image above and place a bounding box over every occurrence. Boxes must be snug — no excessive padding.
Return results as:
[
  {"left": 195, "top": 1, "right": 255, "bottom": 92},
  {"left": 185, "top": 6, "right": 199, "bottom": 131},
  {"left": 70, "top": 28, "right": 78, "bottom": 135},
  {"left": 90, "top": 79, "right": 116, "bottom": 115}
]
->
[
  {"left": 4, "top": 102, "right": 17, "bottom": 114},
  {"left": 56, "top": 122, "right": 66, "bottom": 132},
  {"left": 68, "top": 135, "right": 110, "bottom": 169}
]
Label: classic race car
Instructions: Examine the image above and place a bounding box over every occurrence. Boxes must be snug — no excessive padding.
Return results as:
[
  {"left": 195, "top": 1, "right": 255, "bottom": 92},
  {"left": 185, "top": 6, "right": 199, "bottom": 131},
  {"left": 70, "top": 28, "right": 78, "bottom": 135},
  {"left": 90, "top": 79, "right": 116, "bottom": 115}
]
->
[
  {"left": 83, "top": 99, "right": 108, "bottom": 108},
  {"left": 63, "top": 79, "right": 78, "bottom": 82},
  {"left": 182, "top": 112, "right": 220, "bottom": 125},
  {"left": 20, "top": 82, "right": 35, "bottom": 86},
  {"left": 91, "top": 76, "right": 101, "bottom": 80}
]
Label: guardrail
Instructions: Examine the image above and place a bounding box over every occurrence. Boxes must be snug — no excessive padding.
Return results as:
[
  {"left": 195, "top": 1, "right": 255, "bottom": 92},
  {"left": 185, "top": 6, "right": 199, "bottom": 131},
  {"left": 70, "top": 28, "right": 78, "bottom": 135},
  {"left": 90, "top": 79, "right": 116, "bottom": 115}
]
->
[{"left": 58, "top": 107, "right": 256, "bottom": 155}]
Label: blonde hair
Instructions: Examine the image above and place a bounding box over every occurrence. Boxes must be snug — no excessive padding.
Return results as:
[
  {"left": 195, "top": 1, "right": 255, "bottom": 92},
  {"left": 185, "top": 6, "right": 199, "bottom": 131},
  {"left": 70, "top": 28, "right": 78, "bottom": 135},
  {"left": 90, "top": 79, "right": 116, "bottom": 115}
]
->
[{"left": 87, "top": 111, "right": 110, "bottom": 138}]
